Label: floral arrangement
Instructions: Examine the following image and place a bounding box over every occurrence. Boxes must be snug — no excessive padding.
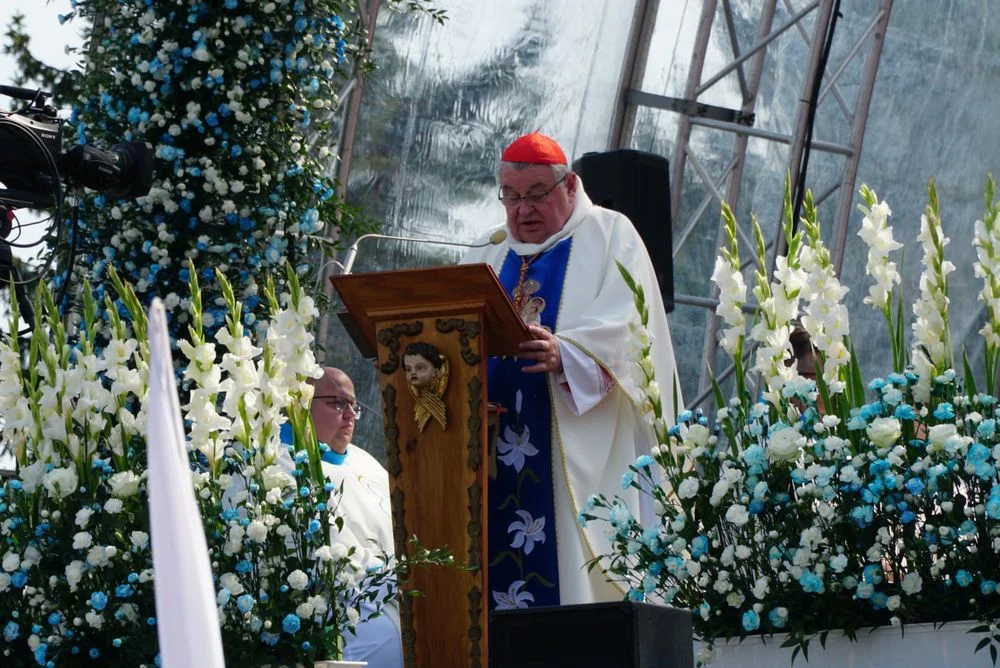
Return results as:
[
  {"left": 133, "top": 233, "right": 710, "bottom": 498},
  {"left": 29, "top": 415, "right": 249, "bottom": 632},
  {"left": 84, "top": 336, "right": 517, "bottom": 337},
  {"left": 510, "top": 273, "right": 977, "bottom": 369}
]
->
[
  {"left": 3, "top": 0, "right": 442, "bottom": 342},
  {"left": 584, "top": 178, "right": 1000, "bottom": 665},
  {"left": 0, "top": 264, "right": 446, "bottom": 667}
]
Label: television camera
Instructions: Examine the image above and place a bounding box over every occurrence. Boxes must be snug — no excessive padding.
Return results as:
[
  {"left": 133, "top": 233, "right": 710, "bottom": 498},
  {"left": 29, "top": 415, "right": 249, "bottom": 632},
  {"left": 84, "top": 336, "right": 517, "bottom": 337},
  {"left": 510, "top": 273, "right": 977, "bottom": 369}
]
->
[{"left": 0, "top": 84, "right": 155, "bottom": 330}]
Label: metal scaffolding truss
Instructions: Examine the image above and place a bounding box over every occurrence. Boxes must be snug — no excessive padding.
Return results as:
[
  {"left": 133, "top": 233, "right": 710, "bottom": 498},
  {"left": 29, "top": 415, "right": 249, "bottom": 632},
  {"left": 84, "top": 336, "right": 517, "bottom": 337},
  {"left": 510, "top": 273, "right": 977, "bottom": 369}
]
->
[{"left": 608, "top": 0, "right": 894, "bottom": 411}]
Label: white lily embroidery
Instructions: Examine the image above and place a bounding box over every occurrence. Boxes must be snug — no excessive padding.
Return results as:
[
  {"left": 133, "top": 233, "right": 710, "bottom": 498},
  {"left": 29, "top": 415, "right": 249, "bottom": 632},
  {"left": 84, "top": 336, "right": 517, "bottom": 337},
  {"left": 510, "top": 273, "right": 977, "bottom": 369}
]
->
[
  {"left": 508, "top": 509, "right": 546, "bottom": 555},
  {"left": 497, "top": 424, "right": 539, "bottom": 472},
  {"left": 492, "top": 580, "right": 534, "bottom": 610}
]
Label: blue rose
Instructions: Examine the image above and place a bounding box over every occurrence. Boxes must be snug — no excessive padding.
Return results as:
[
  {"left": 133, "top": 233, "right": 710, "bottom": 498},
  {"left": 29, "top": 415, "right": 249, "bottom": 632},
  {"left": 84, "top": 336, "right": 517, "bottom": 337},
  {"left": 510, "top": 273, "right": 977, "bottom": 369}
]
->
[
  {"left": 236, "top": 595, "right": 255, "bottom": 614},
  {"left": 90, "top": 592, "right": 108, "bottom": 611},
  {"left": 282, "top": 613, "right": 301, "bottom": 634}
]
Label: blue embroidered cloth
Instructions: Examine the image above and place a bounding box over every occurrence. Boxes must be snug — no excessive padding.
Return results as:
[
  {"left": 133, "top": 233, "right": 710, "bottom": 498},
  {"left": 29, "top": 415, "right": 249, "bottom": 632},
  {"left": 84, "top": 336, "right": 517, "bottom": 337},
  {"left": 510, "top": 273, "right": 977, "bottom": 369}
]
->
[{"left": 487, "top": 237, "right": 572, "bottom": 610}]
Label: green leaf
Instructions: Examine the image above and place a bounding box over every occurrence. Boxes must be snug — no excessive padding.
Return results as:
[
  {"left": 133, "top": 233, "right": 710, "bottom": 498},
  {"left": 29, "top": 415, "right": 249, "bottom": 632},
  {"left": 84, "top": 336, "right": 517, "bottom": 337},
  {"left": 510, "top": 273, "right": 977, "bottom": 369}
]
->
[{"left": 963, "top": 348, "right": 978, "bottom": 398}]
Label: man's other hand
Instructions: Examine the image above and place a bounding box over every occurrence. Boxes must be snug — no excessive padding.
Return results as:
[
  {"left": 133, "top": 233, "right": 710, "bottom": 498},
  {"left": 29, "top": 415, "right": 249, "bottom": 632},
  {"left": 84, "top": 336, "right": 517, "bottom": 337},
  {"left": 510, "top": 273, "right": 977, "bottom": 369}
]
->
[{"left": 518, "top": 325, "right": 563, "bottom": 374}]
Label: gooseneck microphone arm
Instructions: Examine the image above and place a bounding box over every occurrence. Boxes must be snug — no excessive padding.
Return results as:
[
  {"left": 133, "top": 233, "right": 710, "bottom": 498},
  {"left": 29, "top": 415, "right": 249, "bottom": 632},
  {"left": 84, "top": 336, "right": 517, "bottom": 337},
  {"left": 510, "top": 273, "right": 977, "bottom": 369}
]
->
[{"left": 340, "top": 229, "right": 507, "bottom": 275}]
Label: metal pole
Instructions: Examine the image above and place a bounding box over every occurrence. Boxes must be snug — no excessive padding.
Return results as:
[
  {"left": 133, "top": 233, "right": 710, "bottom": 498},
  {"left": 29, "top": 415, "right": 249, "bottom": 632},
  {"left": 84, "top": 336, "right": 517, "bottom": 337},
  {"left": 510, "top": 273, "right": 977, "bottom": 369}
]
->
[
  {"left": 771, "top": 0, "right": 836, "bottom": 272},
  {"left": 832, "top": 0, "right": 894, "bottom": 274},
  {"left": 316, "top": 0, "right": 381, "bottom": 357},
  {"left": 670, "top": 0, "right": 718, "bottom": 227},
  {"left": 607, "top": 0, "right": 660, "bottom": 149}
]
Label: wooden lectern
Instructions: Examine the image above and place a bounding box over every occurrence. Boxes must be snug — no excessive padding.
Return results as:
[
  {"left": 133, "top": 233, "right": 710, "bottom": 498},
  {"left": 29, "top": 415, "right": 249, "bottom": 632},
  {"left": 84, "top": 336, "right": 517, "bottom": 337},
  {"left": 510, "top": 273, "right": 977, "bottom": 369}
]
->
[{"left": 330, "top": 264, "right": 528, "bottom": 668}]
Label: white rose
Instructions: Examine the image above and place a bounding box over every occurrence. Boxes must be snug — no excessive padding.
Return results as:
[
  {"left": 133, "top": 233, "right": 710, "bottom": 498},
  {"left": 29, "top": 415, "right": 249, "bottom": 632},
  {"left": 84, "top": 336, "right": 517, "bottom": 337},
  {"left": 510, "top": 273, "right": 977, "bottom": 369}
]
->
[
  {"left": 85, "top": 611, "right": 104, "bottom": 629},
  {"left": 927, "top": 424, "right": 957, "bottom": 451},
  {"left": 725, "top": 504, "right": 749, "bottom": 526},
  {"left": 65, "top": 561, "right": 86, "bottom": 589},
  {"left": 261, "top": 465, "right": 295, "bottom": 491},
  {"left": 901, "top": 571, "right": 923, "bottom": 595},
  {"left": 866, "top": 417, "right": 902, "bottom": 448},
  {"left": 86, "top": 545, "right": 111, "bottom": 568},
  {"left": 677, "top": 477, "right": 700, "bottom": 499},
  {"left": 75, "top": 507, "right": 95, "bottom": 528},
  {"left": 296, "top": 602, "right": 314, "bottom": 618},
  {"left": 246, "top": 520, "right": 268, "bottom": 542},
  {"left": 684, "top": 424, "right": 710, "bottom": 448},
  {"left": 104, "top": 498, "right": 124, "bottom": 514},
  {"left": 1, "top": 551, "right": 19, "bottom": 572},
  {"left": 117, "top": 603, "right": 138, "bottom": 622},
  {"left": 767, "top": 427, "right": 806, "bottom": 462},
  {"left": 307, "top": 595, "right": 328, "bottom": 615},
  {"left": 108, "top": 471, "right": 142, "bottom": 498},
  {"left": 130, "top": 531, "right": 150, "bottom": 550},
  {"left": 287, "top": 569, "right": 309, "bottom": 591},
  {"left": 709, "top": 480, "right": 730, "bottom": 506},
  {"left": 219, "top": 572, "right": 245, "bottom": 596},
  {"left": 72, "top": 532, "right": 93, "bottom": 550}
]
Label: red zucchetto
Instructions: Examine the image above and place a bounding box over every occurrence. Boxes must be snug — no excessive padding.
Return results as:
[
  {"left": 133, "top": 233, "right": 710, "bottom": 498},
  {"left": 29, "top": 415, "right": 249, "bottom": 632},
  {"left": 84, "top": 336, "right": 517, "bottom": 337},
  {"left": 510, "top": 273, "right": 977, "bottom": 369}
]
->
[{"left": 500, "top": 132, "right": 568, "bottom": 165}]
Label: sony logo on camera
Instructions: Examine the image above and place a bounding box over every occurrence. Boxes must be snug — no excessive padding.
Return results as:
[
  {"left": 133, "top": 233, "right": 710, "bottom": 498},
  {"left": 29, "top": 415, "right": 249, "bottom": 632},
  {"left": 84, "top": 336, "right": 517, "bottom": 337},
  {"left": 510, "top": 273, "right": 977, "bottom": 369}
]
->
[{"left": 0, "top": 84, "right": 153, "bottom": 210}]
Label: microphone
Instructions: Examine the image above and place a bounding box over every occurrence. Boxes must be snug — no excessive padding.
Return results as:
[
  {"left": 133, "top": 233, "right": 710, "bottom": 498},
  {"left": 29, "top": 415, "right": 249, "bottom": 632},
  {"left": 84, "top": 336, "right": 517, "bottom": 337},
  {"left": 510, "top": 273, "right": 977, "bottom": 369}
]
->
[{"left": 340, "top": 228, "right": 507, "bottom": 275}]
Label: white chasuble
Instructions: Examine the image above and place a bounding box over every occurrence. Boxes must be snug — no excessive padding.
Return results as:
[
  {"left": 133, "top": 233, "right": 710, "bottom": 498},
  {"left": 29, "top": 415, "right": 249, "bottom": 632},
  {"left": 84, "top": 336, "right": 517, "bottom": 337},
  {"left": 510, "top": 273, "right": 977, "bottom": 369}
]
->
[{"left": 463, "top": 186, "right": 681, "bottom": 604}]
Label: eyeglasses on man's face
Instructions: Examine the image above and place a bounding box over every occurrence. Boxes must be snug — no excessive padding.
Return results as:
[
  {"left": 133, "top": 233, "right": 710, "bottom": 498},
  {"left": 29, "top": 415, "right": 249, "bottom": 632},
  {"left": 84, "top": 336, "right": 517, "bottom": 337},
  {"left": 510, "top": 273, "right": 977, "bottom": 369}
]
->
[
  {"left": 497, "top": 175, "right": 566, "bottom": 209},
  {"left": 314, "top": 395, "right": 362, "bottom": 416}
]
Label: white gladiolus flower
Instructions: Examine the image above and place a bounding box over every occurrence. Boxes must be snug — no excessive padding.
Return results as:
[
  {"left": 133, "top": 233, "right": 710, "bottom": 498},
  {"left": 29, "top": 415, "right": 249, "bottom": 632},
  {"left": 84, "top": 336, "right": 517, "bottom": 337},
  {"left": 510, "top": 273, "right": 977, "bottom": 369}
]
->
[
  {"left": 42, "top": 466, "right": 79, "bottom": 499},
  {"left": 709, "top": 480, "right": 730, "bottom": 507},
  {"left": 857, "top": 192, "right": 902, "bottom": 310}
]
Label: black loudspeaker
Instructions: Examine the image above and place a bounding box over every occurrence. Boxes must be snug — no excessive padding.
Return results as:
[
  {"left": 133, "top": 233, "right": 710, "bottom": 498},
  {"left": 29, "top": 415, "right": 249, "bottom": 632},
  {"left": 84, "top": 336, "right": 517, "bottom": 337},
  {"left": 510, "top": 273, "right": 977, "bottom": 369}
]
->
[
  {"left": 572, "top": 149, "right": 674, "bottom": 313},
  {"left": 490, "top": 601, "right": 694, "bottom": 668}
]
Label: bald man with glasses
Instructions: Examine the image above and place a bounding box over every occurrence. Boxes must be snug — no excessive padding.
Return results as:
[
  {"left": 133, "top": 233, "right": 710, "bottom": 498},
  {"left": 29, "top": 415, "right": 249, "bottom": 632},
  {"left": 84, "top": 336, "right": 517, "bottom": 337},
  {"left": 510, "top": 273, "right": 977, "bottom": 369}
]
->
[{"left": 300, "top": 367, "right": 402, "bottom": 668}]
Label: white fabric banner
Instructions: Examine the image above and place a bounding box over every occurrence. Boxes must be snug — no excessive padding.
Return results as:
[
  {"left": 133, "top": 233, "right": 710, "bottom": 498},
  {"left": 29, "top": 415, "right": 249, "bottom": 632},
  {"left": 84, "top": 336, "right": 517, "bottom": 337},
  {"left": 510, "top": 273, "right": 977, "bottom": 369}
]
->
[{"left": 146, "top": 298, "right": 226, "bottom": 668}]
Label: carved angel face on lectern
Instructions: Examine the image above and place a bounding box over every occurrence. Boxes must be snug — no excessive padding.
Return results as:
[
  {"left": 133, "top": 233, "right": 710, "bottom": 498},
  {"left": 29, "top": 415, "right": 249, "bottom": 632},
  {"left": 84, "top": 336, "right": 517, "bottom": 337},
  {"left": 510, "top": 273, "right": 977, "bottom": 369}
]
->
[{"left": 402, "top": 341, "right": 449, "bottom": 432}]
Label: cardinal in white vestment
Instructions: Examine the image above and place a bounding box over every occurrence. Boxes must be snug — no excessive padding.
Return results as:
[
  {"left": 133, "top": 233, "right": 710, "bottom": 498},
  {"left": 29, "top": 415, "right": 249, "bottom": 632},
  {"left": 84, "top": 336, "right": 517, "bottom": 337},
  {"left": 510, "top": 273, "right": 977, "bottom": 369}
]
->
[{"left": 462, "top": 132, "right": 680, "bottom": 610}]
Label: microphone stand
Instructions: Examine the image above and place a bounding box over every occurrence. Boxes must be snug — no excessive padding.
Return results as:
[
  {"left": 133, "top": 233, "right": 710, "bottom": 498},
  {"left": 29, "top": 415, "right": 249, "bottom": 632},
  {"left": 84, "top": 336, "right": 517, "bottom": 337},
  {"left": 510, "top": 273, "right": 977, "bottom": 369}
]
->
[{"left": 339, "top": 230, "right": 506, "bottom": 275}]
